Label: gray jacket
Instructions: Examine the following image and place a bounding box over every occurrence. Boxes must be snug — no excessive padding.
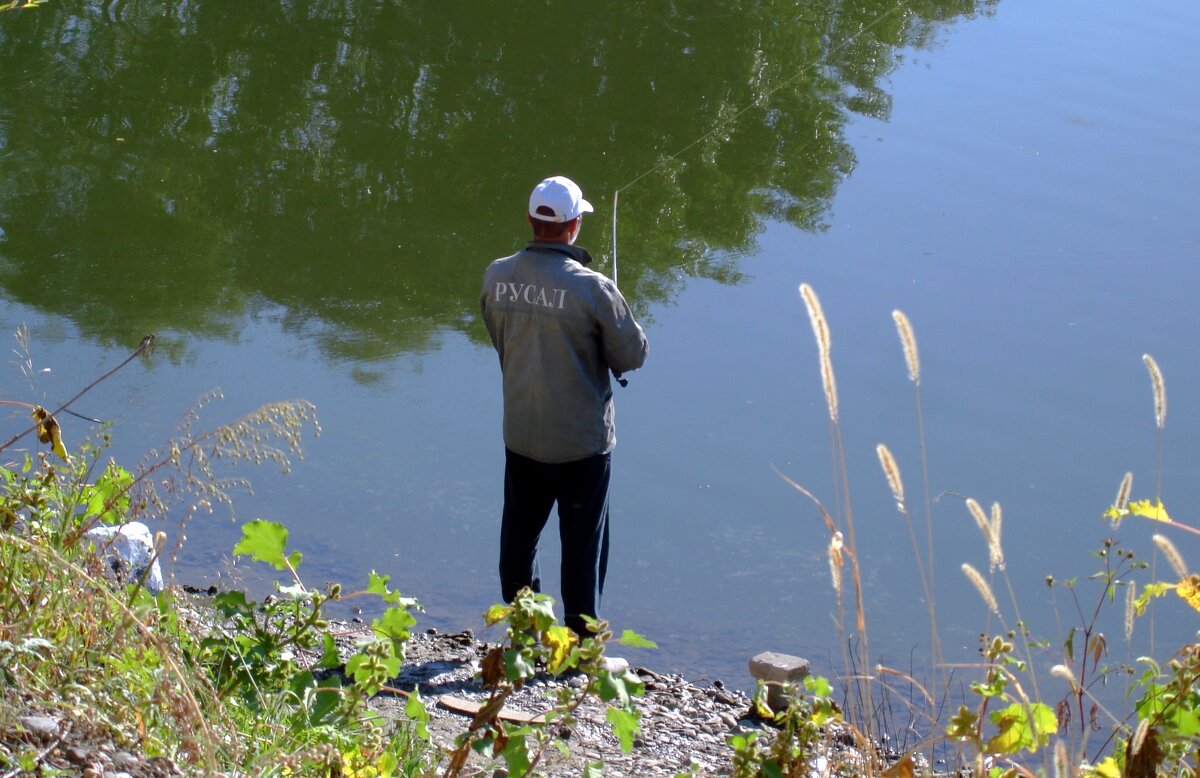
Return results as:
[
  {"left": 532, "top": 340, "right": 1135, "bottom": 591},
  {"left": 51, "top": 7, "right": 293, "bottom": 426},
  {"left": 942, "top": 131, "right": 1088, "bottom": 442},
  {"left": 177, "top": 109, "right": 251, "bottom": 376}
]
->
[{"left": 481, "top": 241, "right": 648, "bottom": 463}]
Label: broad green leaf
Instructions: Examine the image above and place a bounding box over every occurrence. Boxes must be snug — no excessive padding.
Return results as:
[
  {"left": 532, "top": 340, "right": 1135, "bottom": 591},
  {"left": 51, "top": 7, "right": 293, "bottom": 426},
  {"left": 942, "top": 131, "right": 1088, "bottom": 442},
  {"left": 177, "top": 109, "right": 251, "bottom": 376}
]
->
[
  {"left": 405, "top": 689, "right": 430, "bottom": 740},
  {"left": 805, "top": 675, "right": 833, "bottom": 697},
  {"left": 617, "top": 629, "right": 657, "bottom": 648},
  {"left": 366, "top": 570, "right": 392, "bottom": 596},
  {"left": 606, "top": 707, "right": 641, "bottom": 753},
  {"left": 501, "top": 736, "right": 532, "bottom": 776},
  {"left": 582, "top": 762, "right": 604, "bottom": 778},
  {"left": 505, "top": 647, "right": 536, "bottom": 681},
  {"left": 233, "top": 520, "right": 302, "bottom": 571},
  {"left": 986, "top": 702, "right": 1055, "bottom": 754},
  {"left": 84, "top": 463, "right": 132, "bottom": 524},
  {"left": 316, "top": 633, "right": 341, "bottom": 670},
  {"left": 373, "top": 606, "right": 416, "bottom": 644},
  {"left": 597, "top": 670, "right": 631, "bottom": 707}
]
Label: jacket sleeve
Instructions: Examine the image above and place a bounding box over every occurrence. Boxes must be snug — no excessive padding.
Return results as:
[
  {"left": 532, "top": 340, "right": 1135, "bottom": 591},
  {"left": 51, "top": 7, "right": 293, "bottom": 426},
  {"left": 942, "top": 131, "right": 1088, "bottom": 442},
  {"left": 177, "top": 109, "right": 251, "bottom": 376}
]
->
[{"left": 595, "top": 277, "right": 648, "bottom": 375}]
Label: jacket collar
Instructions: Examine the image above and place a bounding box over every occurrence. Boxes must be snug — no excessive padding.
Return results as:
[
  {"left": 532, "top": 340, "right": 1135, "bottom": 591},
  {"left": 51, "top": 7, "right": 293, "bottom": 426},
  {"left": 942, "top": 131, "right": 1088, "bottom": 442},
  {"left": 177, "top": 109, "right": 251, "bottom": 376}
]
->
[{"left": 526, "top": 241, "right": 593, "bottom": 266}]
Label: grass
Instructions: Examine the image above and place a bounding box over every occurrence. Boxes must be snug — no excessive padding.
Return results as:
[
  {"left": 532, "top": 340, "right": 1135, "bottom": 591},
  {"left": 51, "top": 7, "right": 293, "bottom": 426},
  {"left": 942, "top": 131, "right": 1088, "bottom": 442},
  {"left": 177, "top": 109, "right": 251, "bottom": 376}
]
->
[{"left": 778, "top": 282, "right": 1200, "bottom": 776}]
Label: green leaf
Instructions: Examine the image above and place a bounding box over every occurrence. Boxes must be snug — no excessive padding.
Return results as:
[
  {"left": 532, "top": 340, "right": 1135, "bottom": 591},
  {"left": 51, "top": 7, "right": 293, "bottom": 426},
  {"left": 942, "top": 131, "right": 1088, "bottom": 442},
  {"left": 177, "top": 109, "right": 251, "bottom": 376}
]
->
[
  {"left": 501, "top": 735, "right": 532, "bottom": 776},
  {"left": 316, "top": 633, "right": 341, "bottom": 670},
  {"left": 583, "top": 761, "right": 604, "bottom": 778},
  {"left": 233, "top": 520, "right": 302, "bottom": 571},
  {"left": 617, "top": 629, "right": 657, "bottom": 648},
  {"left": 372, "top": 606, "right": 417, "bottom": 644},
  {"left": 84, "top": 462, "right": 132, "bottom": 524},
  {"left": 946, "top": 705, "right": 978, "bottom": 740},
  {"left": 597, "top": 670, "right": 631, "bottom": 707},
  {"left": 505, "top": 647, "right": 536, "bottom": 681},
  {"left": 606, "top": 707, "right": 641, "bottom": 753},
  {"left": 405, "top": 688, "right": 430, "bottom": 740},
  {"left": 805, "top": 675, "right": 833, "bottom": 697},
  {"left": 986, "top": 702, "right": 1056, "bottom": 754}
]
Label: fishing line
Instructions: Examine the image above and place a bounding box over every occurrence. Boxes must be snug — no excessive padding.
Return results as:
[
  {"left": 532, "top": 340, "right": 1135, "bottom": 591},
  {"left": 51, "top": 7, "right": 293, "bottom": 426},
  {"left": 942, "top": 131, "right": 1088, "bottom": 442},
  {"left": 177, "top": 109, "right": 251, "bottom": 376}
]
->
[{"left": 609, "top": 0, "right": 911, "bottom": 272}]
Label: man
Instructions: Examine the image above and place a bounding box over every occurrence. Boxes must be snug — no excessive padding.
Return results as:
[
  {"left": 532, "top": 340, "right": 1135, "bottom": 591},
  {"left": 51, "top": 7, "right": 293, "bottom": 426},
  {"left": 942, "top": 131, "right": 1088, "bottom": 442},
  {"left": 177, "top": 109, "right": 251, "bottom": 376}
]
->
[{"left": 481, "top": 175, "right": 648, "bottom": 637}]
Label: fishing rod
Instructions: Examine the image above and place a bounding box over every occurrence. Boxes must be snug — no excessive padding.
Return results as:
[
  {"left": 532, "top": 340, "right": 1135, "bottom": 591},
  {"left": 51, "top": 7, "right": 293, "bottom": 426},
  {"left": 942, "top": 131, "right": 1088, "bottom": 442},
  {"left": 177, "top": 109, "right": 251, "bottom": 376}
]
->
[{"left": 611, "top": 189, "right": 628, "bottom": 388}]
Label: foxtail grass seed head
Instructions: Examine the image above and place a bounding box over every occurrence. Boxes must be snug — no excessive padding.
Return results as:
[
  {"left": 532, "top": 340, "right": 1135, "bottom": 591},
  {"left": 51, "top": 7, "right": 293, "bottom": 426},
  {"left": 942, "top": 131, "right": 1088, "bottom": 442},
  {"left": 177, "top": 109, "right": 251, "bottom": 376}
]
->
[
  {"left": 828, "top": 532, "right": 845, "bottom": 595},
  {"left": 1050, "top": 664, "right": 1077, "bottom": 690},
  {"left": 820, "top": 351, "right": 839, "bottom": 423},
  {"left": 1131, "top": 717, "right": 1150, "bottom": 757},
  {"left": 966, "top": 498, "right": 994, "bottom": 550},
  {"left": 1153, "top": 533, "right": 1188, "bottom": 579},
  {"left": 1114, "top": 471, "right": 1133, "bottom": 513},
  {"left": 799, "top": 284, "right": 830, "bottom": 356},
  {"left": 876, "top": 443, "right": 905, "bottom": 508},
  {"left": 1143, "top": 353, "right": 1166, "bottom": 430},
  {"left": 961, "top": 563, "right": 999, "bottom": 615},
  {"left": 892, "top": 310, "right": 920, "bottom": 385}
]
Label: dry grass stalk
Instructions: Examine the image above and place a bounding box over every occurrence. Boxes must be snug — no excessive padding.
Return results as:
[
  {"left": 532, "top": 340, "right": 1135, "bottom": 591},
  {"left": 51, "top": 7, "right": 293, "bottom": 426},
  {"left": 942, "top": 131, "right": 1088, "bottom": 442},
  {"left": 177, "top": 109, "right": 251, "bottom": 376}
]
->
[
  {"left": 1152, "top": 533, "right": 1188, "bottom": 579},
  {"left": 1143, "top": 354, "right": 1166, "bottom": 430},
  {"left": 1125, "top": 581, "right": 1136, "bottom": 642},
  {"left": 1054, "top": 740, "right": 1069, "bottom": 778},
  {"left": 892, "top": 310, "right": 920, "bottom": 385},
  {"left": 962, "top": 563, "right": 999, "bottom": 615},
  {"left": 989, "top": 502, "right": 1005, "bottom": 572},
  {"left": 876, "top": 443, "right": 904, "bottom": 506}
]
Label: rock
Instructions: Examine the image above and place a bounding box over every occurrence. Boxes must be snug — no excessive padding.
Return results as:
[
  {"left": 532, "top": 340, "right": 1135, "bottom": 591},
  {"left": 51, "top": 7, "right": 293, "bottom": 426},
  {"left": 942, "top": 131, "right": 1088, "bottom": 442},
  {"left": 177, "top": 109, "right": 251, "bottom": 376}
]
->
[
  {"left": 18, "top": 715, "right": 61, "bottom": 739},
  {"left": 748, "top": 651, "right": 810, "bottom": 709},
  {"left": 82, "top": 522, "right": 164, "bottom": 594}
]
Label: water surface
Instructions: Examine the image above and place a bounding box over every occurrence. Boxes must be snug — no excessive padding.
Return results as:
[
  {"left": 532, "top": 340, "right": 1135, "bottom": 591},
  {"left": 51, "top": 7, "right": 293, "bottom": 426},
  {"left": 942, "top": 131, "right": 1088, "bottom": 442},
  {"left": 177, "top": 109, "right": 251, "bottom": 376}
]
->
[{"left": 2, "top": 0, "right": 1198, "bottom": 697}]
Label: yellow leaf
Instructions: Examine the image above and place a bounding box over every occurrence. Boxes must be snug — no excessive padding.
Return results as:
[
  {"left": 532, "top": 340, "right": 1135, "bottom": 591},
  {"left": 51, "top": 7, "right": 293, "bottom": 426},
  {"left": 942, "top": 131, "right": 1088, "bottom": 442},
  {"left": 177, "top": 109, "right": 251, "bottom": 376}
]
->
[
  {"left": 542, "top": 625, "right": 577, "bottom": 674},
  {"left": 1176, "top": 576, "right": 1200, "bottom": 613},
  {"left": 1128, "top": 499, "right": 1171, "bottom": 523},
  {"left": 30, "top": 407, "right": 70, "bottom": 463},
  {"left": 483, "top": 604, "right": 511, "bottom": 627},
  {"left": 1094, "top": 756, "right": 1121, "bottom": 778},
  {"left": 882, "top": 755, "right": 915, "bottom": 778}
]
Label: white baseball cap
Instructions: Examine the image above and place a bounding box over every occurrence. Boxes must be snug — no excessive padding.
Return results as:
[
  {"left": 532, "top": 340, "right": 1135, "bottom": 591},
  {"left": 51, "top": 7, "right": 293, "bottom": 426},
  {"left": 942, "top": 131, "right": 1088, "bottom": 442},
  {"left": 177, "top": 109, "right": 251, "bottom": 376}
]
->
[{"left": 528, "top": 176, "right": 594, "bottom": 222}]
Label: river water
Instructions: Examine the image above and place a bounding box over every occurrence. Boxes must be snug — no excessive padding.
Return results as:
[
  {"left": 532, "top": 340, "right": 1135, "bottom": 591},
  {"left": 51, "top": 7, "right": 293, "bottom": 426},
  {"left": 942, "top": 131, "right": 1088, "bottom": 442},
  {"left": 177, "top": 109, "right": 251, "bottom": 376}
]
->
[{"left": 2, "top": 0, "right": 1198, "bottom": 702}]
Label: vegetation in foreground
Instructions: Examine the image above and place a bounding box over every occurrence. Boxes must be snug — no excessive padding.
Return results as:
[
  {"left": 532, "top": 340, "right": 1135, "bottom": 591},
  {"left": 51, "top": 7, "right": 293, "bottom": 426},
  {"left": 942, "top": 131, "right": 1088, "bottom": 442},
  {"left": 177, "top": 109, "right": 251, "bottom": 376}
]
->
[{"left": 2, "top": 284, "right": 1199, "bottom": 777}]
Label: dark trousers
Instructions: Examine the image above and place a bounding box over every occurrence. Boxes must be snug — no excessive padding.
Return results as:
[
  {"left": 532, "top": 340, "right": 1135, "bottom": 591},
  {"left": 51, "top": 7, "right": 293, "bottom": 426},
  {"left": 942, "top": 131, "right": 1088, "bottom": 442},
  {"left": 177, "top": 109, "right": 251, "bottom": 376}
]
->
[{"left": 499, "top": 448, "right": 611, "bottom": 637}]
